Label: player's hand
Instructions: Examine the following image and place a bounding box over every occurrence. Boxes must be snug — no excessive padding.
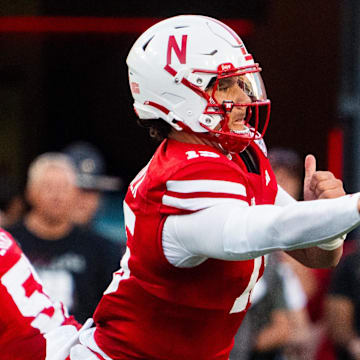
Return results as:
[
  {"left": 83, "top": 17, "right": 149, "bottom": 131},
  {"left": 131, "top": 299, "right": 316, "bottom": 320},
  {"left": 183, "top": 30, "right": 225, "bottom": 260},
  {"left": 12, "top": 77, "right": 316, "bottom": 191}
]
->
[{"left": 303, "top": 154, "right": 345, "bottom": 201}]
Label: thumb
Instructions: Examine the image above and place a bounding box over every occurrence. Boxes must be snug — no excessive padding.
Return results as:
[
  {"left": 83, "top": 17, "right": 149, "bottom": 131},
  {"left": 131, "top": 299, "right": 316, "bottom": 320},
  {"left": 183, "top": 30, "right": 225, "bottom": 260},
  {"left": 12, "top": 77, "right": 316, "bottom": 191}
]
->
[{"left": 304, "top": 154, "right": 316, "bottom": 182}]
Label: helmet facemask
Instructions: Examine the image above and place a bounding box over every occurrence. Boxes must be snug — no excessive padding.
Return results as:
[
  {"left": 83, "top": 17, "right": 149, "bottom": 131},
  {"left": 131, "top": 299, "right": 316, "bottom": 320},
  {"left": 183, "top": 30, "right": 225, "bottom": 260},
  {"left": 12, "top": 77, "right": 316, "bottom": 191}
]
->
[{"left": 195, "top": 63, "right": 271, "bottom": 153}]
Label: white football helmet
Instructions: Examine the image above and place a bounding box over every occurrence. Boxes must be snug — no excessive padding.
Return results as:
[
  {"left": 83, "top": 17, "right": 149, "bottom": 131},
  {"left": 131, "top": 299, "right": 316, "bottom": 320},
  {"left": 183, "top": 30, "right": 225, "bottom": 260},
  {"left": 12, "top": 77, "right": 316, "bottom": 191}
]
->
[{"left": 126, "top": 15, "right": 271, "bottom": 153}]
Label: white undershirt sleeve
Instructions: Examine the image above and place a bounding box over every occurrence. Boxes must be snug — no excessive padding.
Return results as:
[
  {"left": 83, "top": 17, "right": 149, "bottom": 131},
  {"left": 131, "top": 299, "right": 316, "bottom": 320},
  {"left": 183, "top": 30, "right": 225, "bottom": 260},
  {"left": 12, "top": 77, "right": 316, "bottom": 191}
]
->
[
  {"left": 275, "top": 185, "right": 297, "bottom": 206},
  {"left": 275, "top": 185, "right": 346, "bottom": 250},
  {"left": 162, "top": 193, "right": 360, "bottom": 267}
]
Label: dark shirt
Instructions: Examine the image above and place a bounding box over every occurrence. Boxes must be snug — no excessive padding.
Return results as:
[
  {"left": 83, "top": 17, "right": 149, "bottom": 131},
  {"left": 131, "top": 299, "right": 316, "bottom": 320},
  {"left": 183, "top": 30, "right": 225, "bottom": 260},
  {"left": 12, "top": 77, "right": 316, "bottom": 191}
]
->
[
  {"left": 329, "top": 249, "right": 360, "bottom": 359},
  {"left": 329, "top": 251, "right": 360, "bottom": 335},
  {"left": 6, "top": 220, "right": 123, "bottom": 324}
]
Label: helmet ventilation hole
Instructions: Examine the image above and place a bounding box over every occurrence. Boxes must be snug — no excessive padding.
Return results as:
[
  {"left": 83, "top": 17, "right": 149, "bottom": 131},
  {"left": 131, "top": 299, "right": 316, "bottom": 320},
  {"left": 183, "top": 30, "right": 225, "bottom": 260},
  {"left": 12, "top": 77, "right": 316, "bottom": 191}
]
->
[{"left": 142, "top": 36, "right": 154, "bottom": 51}]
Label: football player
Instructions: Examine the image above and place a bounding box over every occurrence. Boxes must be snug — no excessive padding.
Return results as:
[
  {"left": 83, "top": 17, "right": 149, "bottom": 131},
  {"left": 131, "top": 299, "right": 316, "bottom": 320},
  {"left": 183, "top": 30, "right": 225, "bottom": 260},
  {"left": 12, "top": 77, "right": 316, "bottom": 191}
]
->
[
  {"left": 0, "top": 228, "right": 84, "bottom": 360},
  {"left": 66, "top": 15, "right": 360, "bottom": 360}
]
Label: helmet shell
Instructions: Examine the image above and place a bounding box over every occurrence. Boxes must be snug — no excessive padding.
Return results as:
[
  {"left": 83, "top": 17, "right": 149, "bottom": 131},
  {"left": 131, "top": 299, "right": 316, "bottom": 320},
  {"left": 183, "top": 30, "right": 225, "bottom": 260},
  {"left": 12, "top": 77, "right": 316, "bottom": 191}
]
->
[{"left": 126, "top": 15, "right": 256, "bottom": 132}]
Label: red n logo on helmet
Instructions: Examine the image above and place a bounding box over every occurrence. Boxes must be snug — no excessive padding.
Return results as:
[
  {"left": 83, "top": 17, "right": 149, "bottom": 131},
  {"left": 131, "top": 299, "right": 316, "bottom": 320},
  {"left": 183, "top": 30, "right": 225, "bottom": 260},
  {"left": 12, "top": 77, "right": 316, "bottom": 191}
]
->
[{"left": 167, "top": 35, "right": 188, "bottom": 65}]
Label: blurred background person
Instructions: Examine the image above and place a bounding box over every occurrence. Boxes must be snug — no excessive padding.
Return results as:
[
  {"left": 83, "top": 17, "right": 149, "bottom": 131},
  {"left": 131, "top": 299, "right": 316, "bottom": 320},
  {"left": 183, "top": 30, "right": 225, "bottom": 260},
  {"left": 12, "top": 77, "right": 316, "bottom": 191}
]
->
[
  {"left": 325, "top": 242, "right": 360, "bottom": 360},
  {"left": 6, "top": 152, "right": 121, "bottom": 323},
  {"left": 268, "top": 147, "right": 322, "bottom": 360},
  {"left": 63, "top": 141, "right": 126, "bottom": 244},
  {"left": 278, "top": 253, "right": 316, "bottom": 360},
  {"left": 268, "top": 147, "right": 337, "bottom": 359},
  {"left": 268, "top": 148, "right": 303, "bottom": 200},
  {"left": 0, "top": 169, "right": 27, "bottom": 228}
]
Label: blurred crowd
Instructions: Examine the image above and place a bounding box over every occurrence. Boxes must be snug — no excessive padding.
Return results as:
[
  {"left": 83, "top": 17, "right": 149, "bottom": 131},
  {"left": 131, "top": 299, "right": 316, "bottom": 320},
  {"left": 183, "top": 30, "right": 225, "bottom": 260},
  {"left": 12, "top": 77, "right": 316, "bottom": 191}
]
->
[
  {"left": 0, "top": 143, "right": 359, "bottom": 359},
  {"left": 0, "top": 142, "right": 125, "bottom": 323}
]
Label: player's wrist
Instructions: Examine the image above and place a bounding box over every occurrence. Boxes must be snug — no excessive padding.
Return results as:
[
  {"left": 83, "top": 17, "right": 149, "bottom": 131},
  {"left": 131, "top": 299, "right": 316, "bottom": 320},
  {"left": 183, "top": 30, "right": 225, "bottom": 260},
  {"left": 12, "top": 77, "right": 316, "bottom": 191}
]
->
[{"left": 317, "top": 235, "right": 345, "bottom": 251}]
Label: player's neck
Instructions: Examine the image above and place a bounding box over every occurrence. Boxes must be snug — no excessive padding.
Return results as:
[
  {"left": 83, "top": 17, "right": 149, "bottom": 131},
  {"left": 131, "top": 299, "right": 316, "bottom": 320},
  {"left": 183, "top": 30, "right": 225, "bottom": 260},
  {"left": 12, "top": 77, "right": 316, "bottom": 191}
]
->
[{"left": 25, "top": 212, "right": 73, "bottom": 241}]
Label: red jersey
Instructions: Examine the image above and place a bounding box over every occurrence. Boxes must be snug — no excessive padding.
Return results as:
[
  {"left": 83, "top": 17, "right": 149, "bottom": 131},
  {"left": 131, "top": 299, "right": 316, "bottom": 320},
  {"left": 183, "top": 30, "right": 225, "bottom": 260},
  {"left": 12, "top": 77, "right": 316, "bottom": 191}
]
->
[
  {"left": 0, "top": 228, "right": 79, "bottom": 360},
  {"left": 92, "top": 139, "right": 278, "bottom": 360}
]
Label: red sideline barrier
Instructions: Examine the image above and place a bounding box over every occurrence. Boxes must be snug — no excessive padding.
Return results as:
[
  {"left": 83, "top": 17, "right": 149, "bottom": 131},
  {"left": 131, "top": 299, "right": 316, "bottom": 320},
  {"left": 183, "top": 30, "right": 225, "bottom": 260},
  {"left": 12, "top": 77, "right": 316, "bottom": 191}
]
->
[
  {"left": 327, "top": 127, "right": 344, "bottom": 180},
  {"left": 0, "top": 16, "right": 254, "bottom": 35}
]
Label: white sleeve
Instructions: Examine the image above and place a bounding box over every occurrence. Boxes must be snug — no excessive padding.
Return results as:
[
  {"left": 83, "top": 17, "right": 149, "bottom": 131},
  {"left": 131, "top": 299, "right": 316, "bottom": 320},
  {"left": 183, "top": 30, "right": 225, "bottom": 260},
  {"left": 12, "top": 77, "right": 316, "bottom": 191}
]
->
[
  {"left": 275, "top": 185, "right": 297, "bottom": 206},
  {"left": 162, "top": 194, "right": 360, "bottom": 267},
  {"left": 275, "top": 184, "right": 346, "bottom": 250},
  {"left": 45, "top": 318, "right": 93, "bottom": 360}
]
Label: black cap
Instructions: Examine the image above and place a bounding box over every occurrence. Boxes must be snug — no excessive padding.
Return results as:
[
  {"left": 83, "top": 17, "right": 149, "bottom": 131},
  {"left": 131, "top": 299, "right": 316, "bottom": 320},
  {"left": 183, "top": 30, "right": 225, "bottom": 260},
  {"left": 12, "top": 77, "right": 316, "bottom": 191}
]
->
[{"left": 63, "top": 141, "right": 122, "bottom": 191}]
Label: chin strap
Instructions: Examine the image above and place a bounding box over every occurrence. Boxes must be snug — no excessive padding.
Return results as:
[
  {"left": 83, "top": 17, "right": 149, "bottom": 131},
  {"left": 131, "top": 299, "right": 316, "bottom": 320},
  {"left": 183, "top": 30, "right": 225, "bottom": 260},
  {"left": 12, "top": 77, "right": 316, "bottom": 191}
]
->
[{"left": 175, "top": 121, "right": 252, "bottom": 153}]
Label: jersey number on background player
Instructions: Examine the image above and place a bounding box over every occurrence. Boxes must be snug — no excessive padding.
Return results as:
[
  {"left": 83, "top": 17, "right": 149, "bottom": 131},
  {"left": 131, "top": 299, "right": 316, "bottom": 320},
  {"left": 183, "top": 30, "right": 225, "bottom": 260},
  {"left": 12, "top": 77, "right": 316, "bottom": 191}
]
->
[{"left": 1, "top": 254, "right": 65, "bottom": 333}]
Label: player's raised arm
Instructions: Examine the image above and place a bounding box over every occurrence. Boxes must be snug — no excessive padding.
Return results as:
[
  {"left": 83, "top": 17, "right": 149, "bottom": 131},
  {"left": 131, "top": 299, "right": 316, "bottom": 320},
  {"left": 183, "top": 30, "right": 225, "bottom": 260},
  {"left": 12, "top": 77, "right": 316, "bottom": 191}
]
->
[{"left": 163, "top": 189, "right": 359, "bottom": 266}]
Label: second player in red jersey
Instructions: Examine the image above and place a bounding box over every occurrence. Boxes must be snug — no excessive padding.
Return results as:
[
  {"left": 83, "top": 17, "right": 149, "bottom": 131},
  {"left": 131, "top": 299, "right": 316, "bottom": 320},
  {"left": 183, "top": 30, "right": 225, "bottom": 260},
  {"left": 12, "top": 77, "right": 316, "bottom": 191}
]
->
[{"left": 0, "top": 228, "right": 80, "bottom": 360}]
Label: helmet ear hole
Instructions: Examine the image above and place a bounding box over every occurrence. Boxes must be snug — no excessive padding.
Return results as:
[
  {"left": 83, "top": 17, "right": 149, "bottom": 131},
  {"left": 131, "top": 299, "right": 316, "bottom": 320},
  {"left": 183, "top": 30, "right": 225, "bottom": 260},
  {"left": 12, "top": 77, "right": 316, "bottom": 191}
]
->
[{"left": 199, "top": 114, "right": 222, "bottom": 130}]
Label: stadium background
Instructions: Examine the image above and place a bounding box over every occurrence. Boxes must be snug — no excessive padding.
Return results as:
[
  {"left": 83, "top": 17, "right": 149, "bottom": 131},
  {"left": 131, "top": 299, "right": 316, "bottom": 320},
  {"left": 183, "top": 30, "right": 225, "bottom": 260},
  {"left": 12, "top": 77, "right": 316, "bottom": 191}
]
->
[{"left": 0, "top": 0, "right": 356, "bottom": 195}]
